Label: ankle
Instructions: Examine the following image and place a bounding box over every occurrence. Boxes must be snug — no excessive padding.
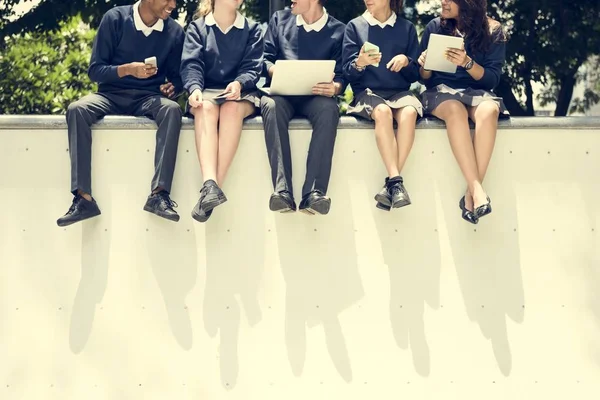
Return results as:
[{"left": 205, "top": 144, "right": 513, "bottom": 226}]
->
[{"left": 77, "top": 191, "right": 92, "bottom": 202}]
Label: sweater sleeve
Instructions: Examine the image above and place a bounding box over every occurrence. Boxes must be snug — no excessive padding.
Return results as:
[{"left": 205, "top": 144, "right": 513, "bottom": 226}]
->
[
  {"left": 166, "top": 27, "right": 185, "bottom": 94},
  {"left": 342, "top": 22, "right": 365, "bottom": 83},
  {"left": 180, "top": 21, "right": 206, "bottom": 94},
  {"left": 418, "top": 20, "right": 435, "bottom": 83},
  {"left": 235, "top": 22, "right": 264, "bottom": 91},
  {"left": 399, "top": 22, "right": 420, "bottom": 83},
  {"left": 87, "top": 11, "right": 121, "bottom": 84},
  {"left": 263, "top": 13, "right": 279, "bottom": 76},
  {"left": 332, "top": 24, "right": 346, "bottom": 89},
  {"left": 477, "top": 28, "right": 506, "bottom": 90}
]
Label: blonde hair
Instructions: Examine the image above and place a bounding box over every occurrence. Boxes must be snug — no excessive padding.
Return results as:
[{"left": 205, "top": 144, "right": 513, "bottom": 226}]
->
[{"left": 195, "top": 0, "right": 215, "bottom": 18}]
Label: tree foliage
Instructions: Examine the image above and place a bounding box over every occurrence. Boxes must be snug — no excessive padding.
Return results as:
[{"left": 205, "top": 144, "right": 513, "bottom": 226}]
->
[{"left": 0, "top": 15, "right": 96, "bottom": 114}]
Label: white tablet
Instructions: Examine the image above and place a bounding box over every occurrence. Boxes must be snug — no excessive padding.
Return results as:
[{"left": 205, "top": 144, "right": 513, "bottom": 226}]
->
[
  {"left": 261, "top": 60, "right": 336, "bottom": 96},
  {"left": 424, "top": 33, "right": 465, "bottom": 74}
]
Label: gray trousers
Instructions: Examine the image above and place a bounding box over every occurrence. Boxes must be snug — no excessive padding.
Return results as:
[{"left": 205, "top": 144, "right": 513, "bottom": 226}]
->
[
  {"left": 260, "top": 95, "right": 340, "bottom": 199},
  {"left": 66, "top": 89, "right": 182, "bottom": 196}
]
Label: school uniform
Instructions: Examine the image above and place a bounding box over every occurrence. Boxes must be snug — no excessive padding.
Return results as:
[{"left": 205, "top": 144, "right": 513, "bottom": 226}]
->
[
  {"left": 260, "top": 9, "right": 345, "bottom": 202},
  {"left": 180, "top": 12, "right": 263, "bottom": 111},
  {"left": 343, "top": 11, "right": 423, "bottom": 119},
  {"left": 419, "top": 17, "right": 509, "bottom": 117},
  {"left": 67, "top": 1, "right": 184, "bottom": 197}
]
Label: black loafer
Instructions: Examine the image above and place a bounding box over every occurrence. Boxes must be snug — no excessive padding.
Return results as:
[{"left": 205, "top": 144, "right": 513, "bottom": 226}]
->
[
  {"left": 474, "top": 196, "right": 492, "bottom": 220},
  {"left": 57, "top": 194, "right": 101, "bottom": 227},
  {"left": 299, "top": 190, "right": 331, "bottom": 215},
  {"left": 269, "top": 191, "right": 297, "bottom": 213},
  {"left": 459, "top": 196, "right": 478, "bottom": 225}
]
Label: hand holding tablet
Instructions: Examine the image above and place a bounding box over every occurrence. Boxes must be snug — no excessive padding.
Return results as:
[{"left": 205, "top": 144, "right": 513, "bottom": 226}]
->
[{"left": 423, "top": 34, "right": 465, "bottom": 73}]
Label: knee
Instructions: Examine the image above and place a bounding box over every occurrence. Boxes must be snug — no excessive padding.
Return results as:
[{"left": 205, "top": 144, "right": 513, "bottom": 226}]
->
[
  {"left": 477, "top": 102, "right": 500, "bottom": 120},
  {"left": 260, "top": 96, "right": 278, "bottom": 114},
  {"left": 220, "top": 101, "right": 242, "bottom": 117},
  {"left": 162, "top": 100, "right": 183, "bottom": 117},
  {"left": 372, "top": 104, "right": 393, "bottom": 122},
  {"left": 67, "top": 101, "right": 84, "bottom": 116},
  {"left": 440, "top": 102, "right": 468, "bottom": 122},
  {"left": 315, "top": 97, "right": 339, "bottom": 116},
  {"left": 398, "top": 106, "right": 418, "bottom": 123}
]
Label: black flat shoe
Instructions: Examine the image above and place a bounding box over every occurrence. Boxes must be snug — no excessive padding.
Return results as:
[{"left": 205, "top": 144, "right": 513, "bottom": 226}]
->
[
  {"left": 459, "top": 196, "right": 478, "bottom": 225},
  {"left": 474, "top": 196, "right": 492, "bottom": 219},
  {"left": 376, "top": 201, "right": 391, "bottom": 211},
  {"left": 143, "top": 191, "right": 180, "bottom": 222},
  {"left": 269, "top": 191, "right": 297, "bottom": 213},
  {"left": 299, "top": 190, "right": 331, "bottom": 215}
]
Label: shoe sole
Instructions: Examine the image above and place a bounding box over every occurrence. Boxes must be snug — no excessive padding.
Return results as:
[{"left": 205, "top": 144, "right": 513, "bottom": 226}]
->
[
  {"left": 143, "top": 205, "right": 180, "bottom": 222},
  {"left": 269, "top": 196, "right": 295, "bottom": 213},
  {"left": 201, "top": 194, "right": 228, "bottom": 212},
  {"left": 392, "top": 198, "right": 411, "bottom": 208},
  {"left": 376, "top": 202, "right": 391, "bottom": 211},
  {"left": 374, "top": 193, "right": 392, "bottom": 207},
  {"left": 301, "top": 198, "right": 331, "bottom": 215},
  {"left": 191, "top": 208, "right": 211, "bottom": 223},
  {"left": 56, "top": 210, "right": 101, "bottom": 227}
]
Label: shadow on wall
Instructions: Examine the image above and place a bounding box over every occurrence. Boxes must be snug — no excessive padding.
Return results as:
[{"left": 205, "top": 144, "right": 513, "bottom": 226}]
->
[
  {"left": 372, "top": 175, "right": 442, "bottom": 377},
  {"left": 145, "top": 214, "right": 198, "bottom": 351},
  {"left": 69, "top": 207, "right": 111, "bottom": 354},
  {"left": 438, "top": 173, "right": 525, "bottom": 376},
  {"left": 274, "top": 181, "right": 364, "bottom": 382},
  {"left": 201, "top": 171, "right": 268, "bottom": 390}
]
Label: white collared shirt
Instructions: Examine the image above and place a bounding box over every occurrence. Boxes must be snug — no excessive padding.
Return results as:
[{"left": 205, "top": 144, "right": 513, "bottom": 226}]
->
[
  {"left": 362, "top": 10, "right": 397, "bottom": 29},
  {"left": 205, "top": 11, "right": 246, "bottom": 34},
  {"left": 133, "top": 0, "right": 164, "bottom": 37},
  {"left": 296, "top": 8, "right": 329, "bottom": 33}
]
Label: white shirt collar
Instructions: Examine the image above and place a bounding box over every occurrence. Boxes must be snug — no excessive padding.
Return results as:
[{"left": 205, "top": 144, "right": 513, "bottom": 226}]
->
[
  {"left": 296, "top": 8, "right": 328, "bottom": 33},
  {"left": 362, "top": 10, "right": 397, "bottom": 28},
  {"left": 133, "top": 0, "right": 164, "bottom": 36},
  {"left": 205, "top": 12, "right": 245, "bottom": 34}
]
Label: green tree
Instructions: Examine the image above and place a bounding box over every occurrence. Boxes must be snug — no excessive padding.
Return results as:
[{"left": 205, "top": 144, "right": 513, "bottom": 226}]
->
[{"left": 0, "top": 15, "right": 96, "bottom": 114}]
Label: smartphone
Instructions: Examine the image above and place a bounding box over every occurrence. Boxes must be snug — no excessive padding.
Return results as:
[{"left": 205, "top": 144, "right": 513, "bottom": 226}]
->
[
  {"left": 144, "top": 56, "right": 157, "bottom": 68},
  {"left": 363, "top": 42, "right": 380, "bottom": 67}
]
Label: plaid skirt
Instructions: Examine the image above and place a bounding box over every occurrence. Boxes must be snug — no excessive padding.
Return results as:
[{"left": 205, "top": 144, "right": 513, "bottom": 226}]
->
[
  {"left": 347, "top": 89, "right": 424, "bottom": 120},
  {"left": 186, "top": 88, "right": 261, "bottom": 115},
  {"left": 421, "top": 84, "right": 510, "bottom": 118}
]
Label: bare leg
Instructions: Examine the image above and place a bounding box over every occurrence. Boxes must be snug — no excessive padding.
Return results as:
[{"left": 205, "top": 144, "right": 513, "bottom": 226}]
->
[
  {"left": 216, "top": 101, "right": 255, "bottom": 185},
  {"left": 393, "top": 106, "right": 418, "bottom": 173},
  {"left": 431, "top": 100, "right": 486, "bottom": 211},
  {"left": 468, "top": 101, "right": 500, "bottom": 183},
  {"left": 372, "top": 104, "right": 400, "bottom": 178},
  {"left": 191, "top": 101, "right": 220, "bottom": 183}
]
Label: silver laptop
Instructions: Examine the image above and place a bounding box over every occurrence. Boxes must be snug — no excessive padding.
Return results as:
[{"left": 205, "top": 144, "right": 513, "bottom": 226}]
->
[{"left": 260, "top": 60, "right": 336, "bottom": 96}]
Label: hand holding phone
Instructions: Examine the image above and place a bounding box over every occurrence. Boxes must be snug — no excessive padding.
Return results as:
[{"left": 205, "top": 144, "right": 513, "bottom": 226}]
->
[
  {"left": 358, "top": 41, "right": 382, "bottom": 68},
  {"left": 144, "top": 56, "right": 157, "bottom": 68}
]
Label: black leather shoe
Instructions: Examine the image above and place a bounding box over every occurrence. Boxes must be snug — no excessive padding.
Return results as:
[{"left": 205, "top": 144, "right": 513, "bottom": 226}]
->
[
  {"left": 191, "top": 196, "right": 213, "bottom": 223},
  {"left": 269, "top": 191, "right": 296, "bottom": 213},
  {"left": 199, "top": 180, "right": 227, "bottom": 212},
  {"left": 459, "top": 196, "right": 478, "bottom": 225},
  {"left": 388, "top": 176, "right": 411, "bottom": 208},
  {"left": 299, "top": 190, "right": 331, "bottom": 215},
  {"left": 474, "top": 196, "right": 492, "bottom": 219},
  {"left": 374, "top": 177, "right": 392, "bottom": 207},
  {"left": 143, "top": 190, "right": 180, "bottom": 222},
  {"left": 57, "top": 194, "right": 101, "bottom": 227},
  {"left": 376, "top": 201, "right": 391, "bottom": 211}
]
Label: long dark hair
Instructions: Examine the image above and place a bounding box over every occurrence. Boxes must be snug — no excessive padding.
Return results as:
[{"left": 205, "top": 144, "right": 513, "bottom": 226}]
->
[
  {"left": 440, "top": 0, "right": 502, "bottom": 53},
  {"left": 390, "top": 0, "right": 404, "bottom": 14}
]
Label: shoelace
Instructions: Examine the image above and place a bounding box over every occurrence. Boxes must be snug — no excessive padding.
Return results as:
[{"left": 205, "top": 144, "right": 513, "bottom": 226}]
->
[
  {"left": 66, "top": 195, "right": 83, "bottom": 215},
  {"left": 158, "top": 192, "right": 178, "bottom": 210}
]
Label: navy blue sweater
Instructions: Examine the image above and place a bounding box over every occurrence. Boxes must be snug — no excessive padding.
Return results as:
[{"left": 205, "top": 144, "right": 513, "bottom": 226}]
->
[
  {"left": 343, "top": 14, "right": 420, "bottom": 94},
  {"left": 263, "top": 10, "right": 345, "bottom": 87},
  {"left": 419, "top": 17, "right": 506, "bottom": 91},
  {"left": 88, "top": 5, "right": 184, "bottom": 94},
  {"left": 180, "top": 17, "right": 263, "bottom": 93}
]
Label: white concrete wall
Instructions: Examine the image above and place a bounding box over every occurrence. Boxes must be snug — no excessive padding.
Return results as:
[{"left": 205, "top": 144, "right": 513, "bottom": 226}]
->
[{"left": 1, "top": 116, "right": 600, "bottom": 399}]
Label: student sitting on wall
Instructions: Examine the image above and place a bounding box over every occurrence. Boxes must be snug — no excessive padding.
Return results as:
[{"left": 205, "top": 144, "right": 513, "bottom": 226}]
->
[
  {"left": 181, "top": 0, "right": 263, "bottom": 223},
  {"left": 260, "top": 0, "right": 345, "bottom": 216},
  {"left": 418, "top": 0, "right": 508, "bottom": 224},
  {"left": 57, "top": 0, "right": 184, "bottom": 227},
  {"left": 343, "top": 0, "right": 423, "bottom": 212}
]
